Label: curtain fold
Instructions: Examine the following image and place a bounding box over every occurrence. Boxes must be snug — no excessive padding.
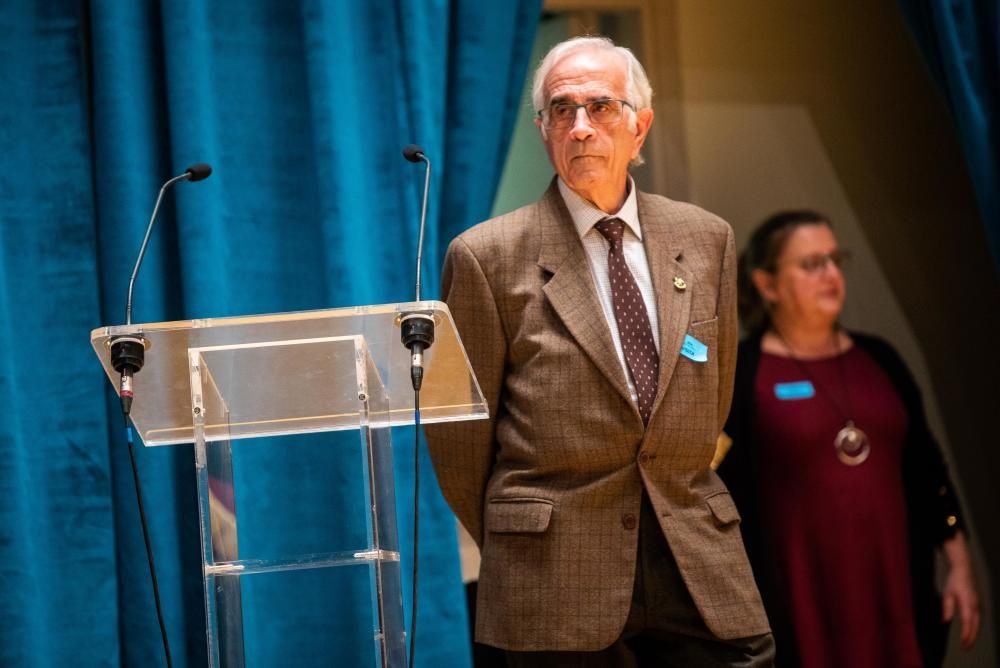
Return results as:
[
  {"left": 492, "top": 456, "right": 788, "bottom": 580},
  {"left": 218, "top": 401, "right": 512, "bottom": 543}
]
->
[
  {"left": 0, "top": 1, "right": 540, "bottom": 665},
  {"left": 898, "top": 0, "right": 1000, "bottom": 270}
]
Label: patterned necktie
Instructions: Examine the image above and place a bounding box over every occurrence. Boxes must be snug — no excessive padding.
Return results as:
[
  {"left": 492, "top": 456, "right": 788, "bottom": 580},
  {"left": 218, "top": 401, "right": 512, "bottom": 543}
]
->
[{"left": 594, "top": 217, "right": 660, "bottom": 424}]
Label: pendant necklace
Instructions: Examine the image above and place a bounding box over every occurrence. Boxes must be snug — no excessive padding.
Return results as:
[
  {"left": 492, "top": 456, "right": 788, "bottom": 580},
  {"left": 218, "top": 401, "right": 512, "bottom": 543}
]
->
[{"left": 773, "top": 328, "right": 870, "bottom": 466}]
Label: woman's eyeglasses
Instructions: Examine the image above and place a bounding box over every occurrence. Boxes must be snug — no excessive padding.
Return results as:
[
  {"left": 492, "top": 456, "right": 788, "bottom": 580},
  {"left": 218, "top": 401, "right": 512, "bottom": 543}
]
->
[{"left": 788, "top": 249, "right": 850, "bottom": 274}]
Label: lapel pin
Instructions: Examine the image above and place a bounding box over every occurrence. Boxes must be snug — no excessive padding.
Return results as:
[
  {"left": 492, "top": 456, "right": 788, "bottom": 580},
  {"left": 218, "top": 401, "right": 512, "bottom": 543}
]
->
[{"left": 673, "top": 276, "right": 687, "bottom": 291}]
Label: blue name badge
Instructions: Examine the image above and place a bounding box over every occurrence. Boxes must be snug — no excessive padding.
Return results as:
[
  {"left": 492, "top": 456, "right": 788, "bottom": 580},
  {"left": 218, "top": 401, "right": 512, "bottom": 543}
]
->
[
  {"left": 774, "top": 381, "right": 815, "bottom": 400},
  {"left": 680, "top": 335, "right": 708, "bottom": 363}
]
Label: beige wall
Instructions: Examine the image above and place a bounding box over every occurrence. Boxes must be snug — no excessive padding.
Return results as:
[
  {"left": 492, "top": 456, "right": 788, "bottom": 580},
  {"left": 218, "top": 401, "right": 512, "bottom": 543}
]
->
[
  {"left": 493, "top": 1, "right": 999, "bottom": 665},
  {"left": 661, "top": 5, "right": 996, "bottom": 666}
]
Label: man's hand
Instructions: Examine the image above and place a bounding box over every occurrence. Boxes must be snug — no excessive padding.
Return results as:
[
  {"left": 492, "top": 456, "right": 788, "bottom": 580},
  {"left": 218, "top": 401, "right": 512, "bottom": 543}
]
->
[{"left": 941, "top": 530, "right": 981, "bottom": 649}]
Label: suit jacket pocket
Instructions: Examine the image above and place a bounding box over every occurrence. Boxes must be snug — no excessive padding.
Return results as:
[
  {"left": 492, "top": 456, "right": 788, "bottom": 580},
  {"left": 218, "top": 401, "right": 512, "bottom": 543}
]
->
[
  {"left": 705, "top": 491, "right": 741, "bottom": 527},
  {"left": 687, "top": 316, "right": 718, "bottom": 343},
  {"left": 485, "top": 497, "right": 554, "bottom": 534},
  {"left": 682, "top": 317, "right": 718, "bottom": 367}
]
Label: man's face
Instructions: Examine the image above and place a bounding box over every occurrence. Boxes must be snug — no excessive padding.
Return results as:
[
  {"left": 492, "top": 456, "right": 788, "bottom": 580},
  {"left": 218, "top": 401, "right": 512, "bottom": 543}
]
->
[{"left": 536, "top": 48, "right": 653, "bottom": 211}]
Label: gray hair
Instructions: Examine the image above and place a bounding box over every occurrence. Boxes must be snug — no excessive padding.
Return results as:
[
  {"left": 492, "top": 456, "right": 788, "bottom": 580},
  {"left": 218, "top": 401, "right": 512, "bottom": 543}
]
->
[
  {"left": 531, "top": 36, "right": 653, "bottom": 165},
  {"left": 531, "top": 36, "right": 653, "bottom": 115}
]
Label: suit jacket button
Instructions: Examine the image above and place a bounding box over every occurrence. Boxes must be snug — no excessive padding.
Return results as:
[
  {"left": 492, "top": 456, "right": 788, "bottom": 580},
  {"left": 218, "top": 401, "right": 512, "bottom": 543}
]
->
[{"left": 622, "top": 513, "right": 637, "bottom": 530}]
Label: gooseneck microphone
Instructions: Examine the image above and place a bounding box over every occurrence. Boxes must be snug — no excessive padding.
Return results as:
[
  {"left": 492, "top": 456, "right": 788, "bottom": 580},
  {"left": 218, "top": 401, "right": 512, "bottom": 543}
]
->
[
  {"left": 400, "top": 145, "right": 434, "bottom": 392},
  {"left": 401, "top": 144, "right": 435, "bottom": 668},
  {"left": 107, "top": 163, "right": 212, "bottom": 668},
  {"left": 110, "top": 163, "right": 213, "bottom": 417}
]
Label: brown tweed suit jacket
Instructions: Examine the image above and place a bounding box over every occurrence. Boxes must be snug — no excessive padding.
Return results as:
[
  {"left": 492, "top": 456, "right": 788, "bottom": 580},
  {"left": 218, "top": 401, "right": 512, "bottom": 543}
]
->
[{"left": 425, "top": 182, "right": 770, "bottom": 651}]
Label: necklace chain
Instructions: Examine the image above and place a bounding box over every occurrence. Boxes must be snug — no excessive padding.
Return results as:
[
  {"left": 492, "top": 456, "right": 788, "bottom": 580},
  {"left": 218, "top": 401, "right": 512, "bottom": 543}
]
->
[{"left": 772, "top": 327, "right": 870, "bottom": 466}]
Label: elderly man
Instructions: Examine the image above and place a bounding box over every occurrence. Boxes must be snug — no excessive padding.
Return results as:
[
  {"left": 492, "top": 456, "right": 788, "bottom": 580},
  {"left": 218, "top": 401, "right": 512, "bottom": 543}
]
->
[{"left": 425, "top": 36, "right": 773, "bottom": 665}]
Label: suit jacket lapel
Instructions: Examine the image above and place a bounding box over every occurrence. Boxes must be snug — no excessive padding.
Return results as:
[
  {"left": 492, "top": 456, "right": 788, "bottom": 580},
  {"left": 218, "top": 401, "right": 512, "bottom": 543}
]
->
[
  {"left": 537, "top": 183, "right": 635, "bottom": 409},
  {"left": 638, "top": 192, "right": 692, "bottom": 418}
]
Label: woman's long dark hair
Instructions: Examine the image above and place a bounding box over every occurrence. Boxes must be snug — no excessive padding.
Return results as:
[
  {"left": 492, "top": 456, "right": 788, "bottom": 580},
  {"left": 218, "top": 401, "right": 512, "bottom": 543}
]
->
[{"left": 738, "top": 210, "right": 832, "bottom": 335}]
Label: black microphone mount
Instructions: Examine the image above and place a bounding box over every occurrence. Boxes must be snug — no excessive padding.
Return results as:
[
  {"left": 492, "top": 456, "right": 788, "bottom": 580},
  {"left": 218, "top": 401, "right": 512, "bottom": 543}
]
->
[
  {"left": 401, "top": 145, "right": 434, "bottom": 391},
  {"left": 110, "top": 163, "right": 213, "bottom": 416}
]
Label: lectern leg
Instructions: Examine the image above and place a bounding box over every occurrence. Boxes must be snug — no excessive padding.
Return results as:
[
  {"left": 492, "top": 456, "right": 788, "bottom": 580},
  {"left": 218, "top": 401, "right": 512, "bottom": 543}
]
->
[
  {"left": 359, "top": 415, "right": 406, "bottom": 668},
  {"left": 195, "top": 435, "right": 248, "bottom": 667}
]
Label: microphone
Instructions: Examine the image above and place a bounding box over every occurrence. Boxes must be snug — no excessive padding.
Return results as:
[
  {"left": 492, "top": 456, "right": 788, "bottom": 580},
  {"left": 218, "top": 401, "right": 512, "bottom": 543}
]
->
[
  {"left": 402, "top": 144, "right": 424, "bottom": 163},
  {"left": 400, "top": 145, "right": 434, "bottom": 392},
  {"left": 110, "top": 163, "right": 213, "bottom": 416},
  {"left": 185, "top": 163, "right": 212, "bottom": 181}
]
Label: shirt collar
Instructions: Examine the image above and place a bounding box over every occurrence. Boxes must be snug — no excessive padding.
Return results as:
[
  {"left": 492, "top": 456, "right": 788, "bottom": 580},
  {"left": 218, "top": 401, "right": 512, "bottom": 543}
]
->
[{"left": 558, "top": 176, "right": 641, "bottom": 241}]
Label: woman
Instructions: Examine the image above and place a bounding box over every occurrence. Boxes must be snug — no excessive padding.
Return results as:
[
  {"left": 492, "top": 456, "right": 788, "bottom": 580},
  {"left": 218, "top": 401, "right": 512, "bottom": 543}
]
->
[{"left": 718, "top": 210, "right": 980, "bottom": 667}]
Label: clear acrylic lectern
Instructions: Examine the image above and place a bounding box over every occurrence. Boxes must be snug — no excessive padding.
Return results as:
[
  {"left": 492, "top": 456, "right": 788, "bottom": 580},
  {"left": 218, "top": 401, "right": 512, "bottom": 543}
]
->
[{"left": 91, "top": 301, "right": 487, "bottom": 668}]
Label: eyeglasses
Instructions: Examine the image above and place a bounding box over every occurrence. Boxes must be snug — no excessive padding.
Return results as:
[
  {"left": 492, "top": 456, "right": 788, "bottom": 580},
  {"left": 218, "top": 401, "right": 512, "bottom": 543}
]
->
[
  {"left": 536, "top": 98, "right": 635, "bottom": 130},
  {"left": 787, "top": 249, "right": 850, "bottom": 274}
]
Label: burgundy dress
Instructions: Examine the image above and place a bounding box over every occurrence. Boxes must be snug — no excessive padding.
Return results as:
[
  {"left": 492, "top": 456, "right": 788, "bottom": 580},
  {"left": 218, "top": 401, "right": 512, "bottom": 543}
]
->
[{"left": 754, "top": 346, "right": 924, "bottom": 668}]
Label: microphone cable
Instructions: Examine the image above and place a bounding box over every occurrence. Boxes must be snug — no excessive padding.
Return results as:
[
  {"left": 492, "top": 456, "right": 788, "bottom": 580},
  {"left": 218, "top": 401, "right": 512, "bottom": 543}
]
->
[
  {"left": 409, "top": 390, "right": 420, "bottom": 668},
  {"left": 122, "top": 408, "right": 173, "bottom": 668}
]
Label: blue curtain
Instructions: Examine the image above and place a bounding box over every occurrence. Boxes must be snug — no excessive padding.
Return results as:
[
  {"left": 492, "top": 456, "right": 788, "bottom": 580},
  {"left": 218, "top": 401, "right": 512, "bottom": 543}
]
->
[
  {"left": 899, "top": 0, "right": 1000, "bottom": 270},
  {"left": 0, "top": 1, "right": 540, "bottom": 666}
]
